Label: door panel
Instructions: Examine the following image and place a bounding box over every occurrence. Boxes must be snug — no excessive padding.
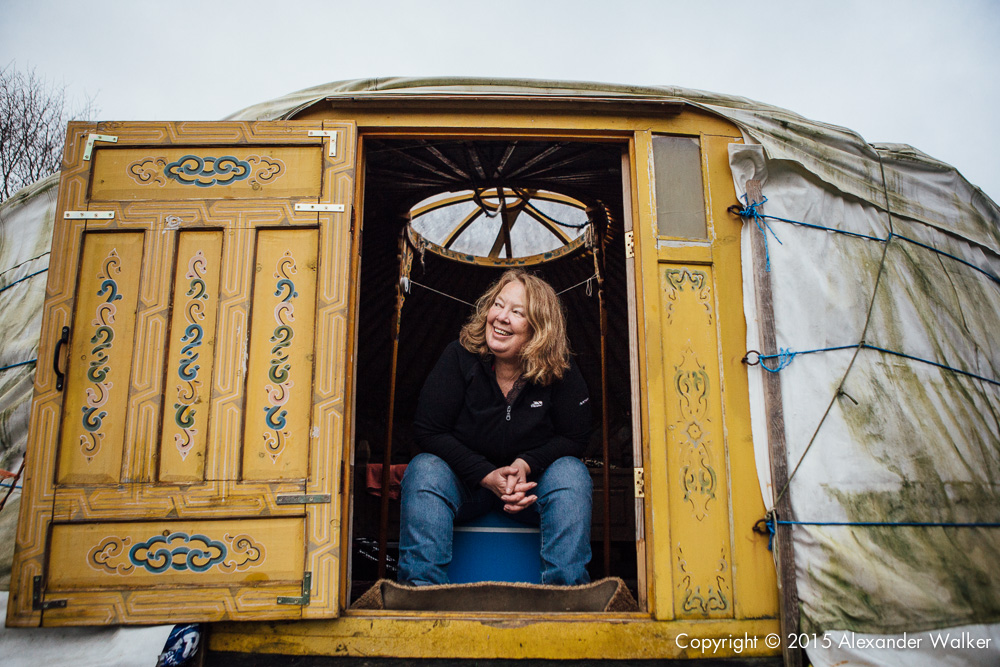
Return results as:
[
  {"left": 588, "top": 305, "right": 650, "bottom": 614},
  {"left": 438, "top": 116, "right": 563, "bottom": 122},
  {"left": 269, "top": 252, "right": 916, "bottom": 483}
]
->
[
  {"left": 90, "top": 146, "right": 324, "bottom": 201},
  {"left": 658, "top": 264, "right": 734, "bottom": 619},
  {"left": 242, "top": 228, "right": 318, "bottom": 481},
  {"left": 57, "top": 232, "right": 144, "bottom": 485},
  {"left": 7, "top": 120, "right": 355, "bottom": 626},
  {"left": 159, "top": 230, "right": 224, "bottom": 482},
  {"left": 48, "top": 518, "right": 303, "bottom": 589}
]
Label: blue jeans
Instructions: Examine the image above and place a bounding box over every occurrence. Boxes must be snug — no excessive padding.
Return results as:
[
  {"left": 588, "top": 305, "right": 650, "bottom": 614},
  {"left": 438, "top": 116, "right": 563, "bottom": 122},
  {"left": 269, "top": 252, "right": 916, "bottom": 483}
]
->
[{"left": 398, "top": 452, "right": 592, "bottom": 586}]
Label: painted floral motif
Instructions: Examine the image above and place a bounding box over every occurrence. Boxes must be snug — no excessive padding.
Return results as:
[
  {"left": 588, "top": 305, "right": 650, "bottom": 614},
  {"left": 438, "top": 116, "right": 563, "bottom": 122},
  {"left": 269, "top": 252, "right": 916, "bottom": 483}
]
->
[
  {"left": 88, "top": 536, "right": 135, "bottom": 575},
  {"left": 677, "top": 546, "right": 731, "bottom": 615},
  {"left": 663, "top": 268, "right": 713, "bottom": 324},
  {"left": 87, "top": 532, "right": 265, "bottom": 575},
  {"left": 127, "top": 157, "right": 168, "bottom": 186},
  {"left": 674, "top": 346, "right": 717, "bottom": 520},
  {"left": 246, "top": 155, "right": 285, "bottom": 187},
  {"left": 173, "top": 250, "right": 208, "bottom": 460},
  {"left": 264, "top": 251, "right": 298, "bottom": 462},
  {"left": 80, "top": 249, "right": 122, "bottom": 461}
]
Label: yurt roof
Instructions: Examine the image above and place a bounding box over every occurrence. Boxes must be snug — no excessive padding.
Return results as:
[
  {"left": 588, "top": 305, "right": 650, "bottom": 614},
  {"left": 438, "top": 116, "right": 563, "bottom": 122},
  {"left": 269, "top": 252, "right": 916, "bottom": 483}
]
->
[{"left": 227, "top": 77, "right": 1000, "bottom": 256}]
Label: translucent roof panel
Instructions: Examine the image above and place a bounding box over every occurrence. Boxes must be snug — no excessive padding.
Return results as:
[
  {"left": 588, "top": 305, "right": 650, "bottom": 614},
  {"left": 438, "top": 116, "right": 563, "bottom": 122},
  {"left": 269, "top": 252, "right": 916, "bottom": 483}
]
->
[{"left": 409, "top": 188, "right": 588, "bottom": 261}]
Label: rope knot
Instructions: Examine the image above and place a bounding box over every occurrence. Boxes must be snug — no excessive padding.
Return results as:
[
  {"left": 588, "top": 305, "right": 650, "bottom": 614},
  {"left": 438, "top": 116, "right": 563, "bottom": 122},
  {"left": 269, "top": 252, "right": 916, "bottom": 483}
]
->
[
  {"left": 760, "top": 348, "right": 797, "bottom": 373},
  {"left": 732, "top": 194, "right": 781, "bottom": 271},
  {"left": 729, "top": 195, "right": 769, "bottom": 220},
  {"left": 753, "top": 511, "right": 778, "bottom": 551}
]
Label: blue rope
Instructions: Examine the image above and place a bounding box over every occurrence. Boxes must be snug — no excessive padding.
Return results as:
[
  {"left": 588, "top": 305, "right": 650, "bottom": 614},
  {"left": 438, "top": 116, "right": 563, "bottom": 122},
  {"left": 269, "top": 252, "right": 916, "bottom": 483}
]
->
[
  {"left": 764, "top": 516, "right": 1000, "bottom": 550},
  {"left": 764, "top": 516, "right": 777, "bottom": 550},
  {"left": 731, "top": 199, "right": 1000, "bottom": 286},
  {"left": 0, "top": 268, "right": 48, "bottom": 295},
  {"left": 0, "top": 251, "right": 50, "bottom": 280},
  {"left": 0, "top": 358, "right": 37, "bottom": 373},
  {"left": 863, "top": 343, "right": 1000, "bottom": 387},
  {"left": 746, "top": 210, "right": 885, "bottom": 243},
  {"left": 754, "top": 344, "right": 1000, "bottom": 387},
  {"left": 759, "top": 348, "right": 796, "bottom": 373},
  {"left": 758, "top": 345, "right": 858, "bottom": 373},
  {"left": 0, "top": 481, "right": 22, "bottom": 490},
  {"left": 777, "top": 519, "right": 1000, "bottom": 528},
  {"left": 736, "top": 195, "right": 783, "bottom": 271},
  {"left": 890, "top": 232, "right": 1000, "bottom": 287}
]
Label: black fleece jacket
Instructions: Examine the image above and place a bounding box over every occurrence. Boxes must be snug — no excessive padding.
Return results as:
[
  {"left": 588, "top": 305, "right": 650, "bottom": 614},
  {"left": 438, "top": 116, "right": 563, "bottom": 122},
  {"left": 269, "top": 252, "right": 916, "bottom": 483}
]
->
[{"left": 413, "top": 340, "right": 592, "bottom": 487}]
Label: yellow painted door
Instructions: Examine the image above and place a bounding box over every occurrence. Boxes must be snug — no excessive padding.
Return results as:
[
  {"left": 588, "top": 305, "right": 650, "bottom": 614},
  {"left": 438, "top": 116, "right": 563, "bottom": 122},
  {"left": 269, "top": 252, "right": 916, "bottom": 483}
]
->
[
  {"left": 7, "top": 120, "right": 356, "bottom": 626},
  {"left": 632, "top": 130, "right": 778, "bottom": 621}
]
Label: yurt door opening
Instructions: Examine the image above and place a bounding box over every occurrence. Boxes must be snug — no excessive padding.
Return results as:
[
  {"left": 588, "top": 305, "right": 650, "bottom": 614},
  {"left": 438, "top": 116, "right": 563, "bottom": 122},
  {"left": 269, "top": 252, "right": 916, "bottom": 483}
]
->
[{"left": 349, "top": 136, "right": 645, "bottom": 607}]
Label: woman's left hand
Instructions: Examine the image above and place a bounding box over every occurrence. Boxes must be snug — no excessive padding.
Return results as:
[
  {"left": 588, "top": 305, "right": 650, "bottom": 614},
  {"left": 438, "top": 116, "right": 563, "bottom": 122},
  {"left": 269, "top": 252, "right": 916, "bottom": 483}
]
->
[
  {"left": 501, "top": 458, "right": 536, "bottom": 513},
  {"left": 480, "top": 459, "right": 537, "bottom": 512}
]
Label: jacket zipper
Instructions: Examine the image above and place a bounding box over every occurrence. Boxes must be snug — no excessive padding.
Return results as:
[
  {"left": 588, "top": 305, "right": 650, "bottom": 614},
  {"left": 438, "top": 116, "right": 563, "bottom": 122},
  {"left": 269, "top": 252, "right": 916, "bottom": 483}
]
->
[{"left": 506, "top": 405, "right": 511, "bottom": 422}]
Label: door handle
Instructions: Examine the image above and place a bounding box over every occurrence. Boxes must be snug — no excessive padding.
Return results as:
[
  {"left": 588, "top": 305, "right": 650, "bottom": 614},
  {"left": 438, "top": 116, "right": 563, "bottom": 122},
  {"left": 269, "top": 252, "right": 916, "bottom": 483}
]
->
[{"left": 53, "top": 326, "right": 69, "bottom": 391}]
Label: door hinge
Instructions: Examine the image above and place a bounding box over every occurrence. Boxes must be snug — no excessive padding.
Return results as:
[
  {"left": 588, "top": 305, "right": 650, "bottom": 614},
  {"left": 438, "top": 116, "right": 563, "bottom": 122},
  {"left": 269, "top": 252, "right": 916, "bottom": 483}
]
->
[
  {"left": 33, "top": 576, "right": 67, "bottom": 611},
  {"left": 294, "top": 203, "right": 345, "bottom": 213},
  {"left": 624, "top": 230, "right": 635, "bottom": 258},
  {"left": 308, "top": 130, "right": 339, "bottom": 158},
  {"left": 64, "top": 210, "right": 115, "bottom": 220},
  {"left": 634, "top": 467, "right": 645, "bottom": 498},
  {"left": 277, "top": 572, "right": 311, "bottom": 606},
  {"left": 276, "top": 494, "right": 331, "bottom": 505},
  {"left": 83, "top": 134, "right": 118, "bottom": 161}
]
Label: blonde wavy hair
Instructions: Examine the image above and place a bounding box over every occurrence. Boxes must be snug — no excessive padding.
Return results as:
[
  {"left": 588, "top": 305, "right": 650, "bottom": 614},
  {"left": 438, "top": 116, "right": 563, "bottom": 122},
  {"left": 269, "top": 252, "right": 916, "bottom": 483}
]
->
[{"left": 459, "top": 269, "right": 570, "bottom": 386}]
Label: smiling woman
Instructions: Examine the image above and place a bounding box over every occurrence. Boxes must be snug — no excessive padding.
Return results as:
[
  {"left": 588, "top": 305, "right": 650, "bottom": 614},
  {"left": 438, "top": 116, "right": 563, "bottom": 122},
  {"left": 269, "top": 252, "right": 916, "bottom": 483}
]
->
[{"left": 397, "top": 269, "right": 594, "bottom": 587}]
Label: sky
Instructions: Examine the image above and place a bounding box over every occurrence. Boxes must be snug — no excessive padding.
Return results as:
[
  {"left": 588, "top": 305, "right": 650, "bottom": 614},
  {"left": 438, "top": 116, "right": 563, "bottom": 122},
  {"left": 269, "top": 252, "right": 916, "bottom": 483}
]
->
[{"left": 2, "top": 0, "right": 998, "bottom": 202}]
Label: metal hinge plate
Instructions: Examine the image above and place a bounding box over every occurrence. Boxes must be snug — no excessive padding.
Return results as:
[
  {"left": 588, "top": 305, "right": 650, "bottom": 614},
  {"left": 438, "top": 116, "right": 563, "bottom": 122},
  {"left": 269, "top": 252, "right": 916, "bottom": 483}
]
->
[
  {"left": 634, "top": 467, "right": 645, "bottom": 498},
  {"left": 308, "top": 130, "right": 339, "bottom": 157},
  {"left": 83, "top": 134, "right": 118, "bottom": 161},
  {"left": 275, "top": 494, "right": 331, "bottom": 505},
  {"left": 624, "top": 230, "right": 635, "bottom": 258},
  {"left": 277, "top": 572, "right": 311, "bottom": 606},
  {"left": 33, "top": 576, "right": 67, "bottom": 611},
  {"left": 64, "top": 210, "right": 115, "bottom": 220},
  {"left": 295, "top": 203, "right": 345, "bottom": 213}
]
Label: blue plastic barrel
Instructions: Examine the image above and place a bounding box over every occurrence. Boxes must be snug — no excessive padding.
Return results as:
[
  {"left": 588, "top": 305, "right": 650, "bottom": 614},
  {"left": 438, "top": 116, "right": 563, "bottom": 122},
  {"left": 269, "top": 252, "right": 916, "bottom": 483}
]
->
[{"left": 448, "top": 512, "right": 542, "bottom": 584}]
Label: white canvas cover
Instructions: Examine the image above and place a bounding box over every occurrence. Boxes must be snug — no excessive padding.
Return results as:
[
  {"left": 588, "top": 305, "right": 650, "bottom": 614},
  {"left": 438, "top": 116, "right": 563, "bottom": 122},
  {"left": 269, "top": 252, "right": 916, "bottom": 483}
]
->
[
  {"left": 0, "top": 78, "right": 996, "bottom": 665},
  {"left": 730, "top": 142, "right": 1000, "bottom": 666},
  {"left": 0, "top": 174, "right": 57, "bottom": 475}
]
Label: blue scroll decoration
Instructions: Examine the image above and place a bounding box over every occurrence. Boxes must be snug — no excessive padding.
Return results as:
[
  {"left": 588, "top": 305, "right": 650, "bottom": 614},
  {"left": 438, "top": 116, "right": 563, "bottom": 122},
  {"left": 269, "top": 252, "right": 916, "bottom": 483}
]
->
[
  {"left": 129, "top": 532, "right": 228, "bottom": 574},
  {"left": 89, "top": 532, "right": 265, "bottom": 575},
  {"left": 263, "top": 251, "right": 298, "bottom": 462},
  {"left": 80, "top": 249, "right": 123, "bottom": 460},
  {"left": 164, "top": 155, "right": 251, "bottom": 187},
  {"left": 172, "top": 250, "right": 208, "bottom": 460}
]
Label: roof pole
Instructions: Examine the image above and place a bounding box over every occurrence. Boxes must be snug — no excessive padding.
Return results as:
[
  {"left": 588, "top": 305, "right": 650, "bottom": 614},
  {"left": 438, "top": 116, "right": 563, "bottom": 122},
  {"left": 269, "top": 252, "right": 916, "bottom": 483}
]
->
[
  {"left": 590, "top": 224, "right": 612, "bottom": 579},
  {"left": 744, "top": 179, "right": 804, "bottom": 667},
  {"left": 378, "top": 233, "right": 413, "bottom": 579}
]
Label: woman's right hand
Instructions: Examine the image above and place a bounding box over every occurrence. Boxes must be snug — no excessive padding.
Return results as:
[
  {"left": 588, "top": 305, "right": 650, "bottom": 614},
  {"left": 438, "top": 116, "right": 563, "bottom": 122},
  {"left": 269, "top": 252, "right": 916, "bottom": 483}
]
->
[{"left": 480, "top": 466, "right": 537, "bottom": 512}]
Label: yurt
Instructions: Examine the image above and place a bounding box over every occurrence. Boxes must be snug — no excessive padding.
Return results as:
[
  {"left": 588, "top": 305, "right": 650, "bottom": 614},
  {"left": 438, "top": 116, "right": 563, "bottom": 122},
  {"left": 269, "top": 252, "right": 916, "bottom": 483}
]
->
[{"left": 1, "top": 78, "right": 997, "bottom": 666}]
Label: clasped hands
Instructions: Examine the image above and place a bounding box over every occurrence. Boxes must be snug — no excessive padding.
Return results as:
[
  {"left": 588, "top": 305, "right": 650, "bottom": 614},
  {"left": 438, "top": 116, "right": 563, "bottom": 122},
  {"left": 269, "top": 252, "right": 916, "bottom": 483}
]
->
[{"left": 480, "top": 458, "right": 536, "bottom": 513}]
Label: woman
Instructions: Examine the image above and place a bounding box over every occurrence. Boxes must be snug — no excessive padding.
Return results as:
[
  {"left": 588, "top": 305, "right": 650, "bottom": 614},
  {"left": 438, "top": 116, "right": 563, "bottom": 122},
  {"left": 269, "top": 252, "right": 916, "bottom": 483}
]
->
[{"left": 398, "top": 269, "right": 593, "bottom": 586}]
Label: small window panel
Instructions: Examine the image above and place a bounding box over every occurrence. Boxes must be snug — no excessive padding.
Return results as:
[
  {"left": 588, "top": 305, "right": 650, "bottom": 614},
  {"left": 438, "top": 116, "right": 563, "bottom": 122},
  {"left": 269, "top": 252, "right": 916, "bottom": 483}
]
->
[{"left": 652, "top": 135, "right": 707, "bottom": 240}]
